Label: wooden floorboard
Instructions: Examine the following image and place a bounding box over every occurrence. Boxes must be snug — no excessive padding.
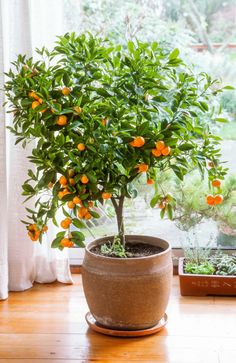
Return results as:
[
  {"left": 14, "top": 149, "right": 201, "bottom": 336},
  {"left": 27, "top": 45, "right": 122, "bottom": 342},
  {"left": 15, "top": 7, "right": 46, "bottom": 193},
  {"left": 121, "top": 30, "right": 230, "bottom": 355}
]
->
[{"left": 0, "top": 275, "right": 235, "bottom": 362}]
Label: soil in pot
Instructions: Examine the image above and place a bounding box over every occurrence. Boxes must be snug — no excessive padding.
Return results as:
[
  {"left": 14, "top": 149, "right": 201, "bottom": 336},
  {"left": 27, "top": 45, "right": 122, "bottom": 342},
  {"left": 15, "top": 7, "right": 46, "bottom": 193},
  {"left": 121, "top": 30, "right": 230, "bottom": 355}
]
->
[{"left": 90, "top": 242, "right": 164, "bottom": 258}]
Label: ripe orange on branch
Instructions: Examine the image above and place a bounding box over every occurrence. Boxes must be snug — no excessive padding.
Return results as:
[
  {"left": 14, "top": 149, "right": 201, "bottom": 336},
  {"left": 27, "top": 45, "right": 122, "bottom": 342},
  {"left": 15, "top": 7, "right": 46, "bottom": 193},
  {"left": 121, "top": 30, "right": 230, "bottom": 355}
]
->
[
  {"left": 73, "top": 196, "right": 82, "bottom": 205},
  {"left": 212, "top": 179, "right": 221, "bottom": 188},
  {"left": 32, "top": 101, "right": 40, "bottom": 110},
  {"left": 206, "top": 195, "right": 215, "bottom": 206},
  {"left": 102, "top": 192, "right": 112, "bottom": 199},
  {"left": 78, "top": 207, "right": 88, "bottom": 219},
  {"left": 156, "top": 141, "right": 165, "bottom": 151},
  {"left": 214, "top": 194, "right": 223, "bottom": 205},
  {"left": 67, "top": 201, "right": 75, "bottom": 209},
  {"left": 152, "top": 148, "right": 162, "bottom": 157},
  {"left": 28, "top": 91, "right": 40, "bottom": 100},
  {"left": 161, "top": 146, "right": 171, "bottom": 156},
  {"left": 137, "top": 163, "right": 149, "bottom": 173},
  {"left": 61, "top": 87, "right": 71, "bottom": 95},
  {"left": 59, "top": 176, "right": 67, "bottom": 185},
  {"left": 129, "top": 136, "right": 145, "bottom": 148},
  {"left": 77, "top": 143, "right": 86, "bottom": 151},
  {"left": 60, "top": 238, "right": 73, "bottom": 248},
  {"left": 57, "top": 115, "right": 68, "bottom": 126},
  {"left": 80, "top": 175, "right": 89, "bottom": 184}
]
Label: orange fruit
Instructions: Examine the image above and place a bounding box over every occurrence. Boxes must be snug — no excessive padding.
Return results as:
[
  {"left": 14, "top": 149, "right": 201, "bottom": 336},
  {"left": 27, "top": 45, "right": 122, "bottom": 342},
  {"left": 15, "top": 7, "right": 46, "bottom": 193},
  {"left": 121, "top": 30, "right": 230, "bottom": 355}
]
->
[
  {"left": 129, "top": 136, "right": 145, "bottom": 147},
  {"left": 80, "top": 175, "right": 89, "bottom": 184},
  {"left": 102, "top": 192, "right": 112, "bottom": 200},
  {"left": 212, "top": 179, "right": 221, "bottom": 188},
  {"left": 57, "top": 115, "right": 68, "bottom": 126},
  {"left": 62, "top": 188, "right": 70, "bottom": 196},
  {"left": 77, "top": 143, "right": 86, "bottom": 151},
  {"left": 156, "top": 141, "right": 165, "bottom": 151},
  {"left": 29, "top": 91, "right": 40, "bottom": 100},
  {"left": 60, "top": 238, "right": 73, "bottom": 247},
  {"left": 42, "top": 226, "right": 48, "bottom": 232},
  {"left": 137, "top": 163, "right": 149, "bottom": 173},
  {"left": 74, "top": 106, "right": 82, "bottom": 114},
  {"left": 59, "top": 176, "right": 67, "bottom": 185},
  {"left": 73, "top": 196, "right": 82, "bottom": 205},
  {"left": 158, "top": 201, "right": 166, "bottom": 209},
  {"left": 84, "top": 212, "right": 92, "bottom": 220},
  {"left": 64, "top": 217, "right": 72, "bottom": 225},
  {"left": 58, "top": 191, "right": 65, "bottom": 199},
  {"left": 206, "top": 195, "right": 215, "bottom": 206},
  {"left": 78, "top": 207, "right": 88, "bottom": 219},
  {"left": 67, "top": 201, "right": 75, "bottom": 209},
  {"left": 58, "top": 188, "right": 70, "bottom": 199},
  {"left": 147, "top": 179, "right": 154, "bottom": 185},
  {"left": 28, "top": 224, "right": 37, "bottom": 231},
  {"left": 38, "top": 98, "right": 43, "bottom": 104},
  {"left": 161, "top": 146, "right": 171, "bottom": 156},
  {"left": 214, "top": 194, "right": 223, "bottom": 205},
  {"left": 88, "top": 201, "right": 94, "bottom": 207},
  {"left": 28, "top": 230, "right": 41, "bottom": 241},
  {"left": 152, "top": 148, "right": 162, "bottom": 157},
  {"left": 69, "top": 178, "right": 76, "bottom": 186},
  {"left": 32, "top": 101, "right": 40, "bottom": 109},
  {"left": 60, "top": 221, "right": 69, "bottom": 229},
  {"left": 62, "top": 87, "right": 71, "bottom": 95}
]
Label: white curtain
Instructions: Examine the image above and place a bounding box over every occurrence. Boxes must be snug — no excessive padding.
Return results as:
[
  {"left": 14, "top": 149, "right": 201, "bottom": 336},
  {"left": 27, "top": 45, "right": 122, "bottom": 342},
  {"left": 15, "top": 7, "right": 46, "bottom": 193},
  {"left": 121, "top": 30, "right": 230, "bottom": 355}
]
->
[{"left": 0, "top": 0, "right": 72, "bottom": 301}]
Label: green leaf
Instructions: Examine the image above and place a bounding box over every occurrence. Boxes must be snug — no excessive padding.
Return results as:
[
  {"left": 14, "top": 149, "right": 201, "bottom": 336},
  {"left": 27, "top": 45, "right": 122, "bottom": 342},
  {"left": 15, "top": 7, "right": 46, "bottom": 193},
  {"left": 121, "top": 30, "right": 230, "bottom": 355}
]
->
[
  {"left": 178, "top": 143, "right": 195, "bottom": 151},
  {"left": 150, "top": 194, "right": 159, "bottom": 208},
  {"left": 199, "top": 101, "right": 209, "bottom": 111},
  {"left": 90, "top": 210, "right": 100, "bottom": 218},
  {"left": 62, "top": 207, "right": 71, "bottom": 218},
  {"left": 51, "top": 237, "right": 62, "bottom": 248},
  {"left": 215, "top": 118, "right": 228, "bottom": 123},
  {"left": 71, "top": 238, "right": 85, "bottom": 248},
  {"left": 169, "top": 48, "right": 179, "bottom": 60},
  {"left": 72, "top": 218, "right": 86, "bottom": 229},
  {"left": 167, "top": 204, "right": 173, "bottom": 220},
  {"left": 223, "top": 85, "right": 235, "bottom": 90},
  {"left": 22, "top": 183, "right": 35, "bottom": 193},
  {"left": 71, "top": 231, "right": 85, "bottom": 241},
  {"left": 160, "top": 208, "right": 165, "bottom": 219}
]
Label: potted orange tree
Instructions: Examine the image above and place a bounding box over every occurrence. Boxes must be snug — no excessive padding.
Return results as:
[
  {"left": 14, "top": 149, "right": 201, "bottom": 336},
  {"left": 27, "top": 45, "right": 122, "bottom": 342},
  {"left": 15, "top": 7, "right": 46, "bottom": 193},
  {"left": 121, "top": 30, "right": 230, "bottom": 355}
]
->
[{"left": 5, "top": 33, "right": 227, "bottom": 334}]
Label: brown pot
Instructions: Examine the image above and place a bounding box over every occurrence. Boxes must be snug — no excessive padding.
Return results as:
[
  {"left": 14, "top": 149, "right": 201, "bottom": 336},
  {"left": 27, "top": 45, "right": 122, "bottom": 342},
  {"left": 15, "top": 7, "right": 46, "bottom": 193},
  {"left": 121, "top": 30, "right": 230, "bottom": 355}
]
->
[
  {"left": 179, "top": 257, "right": 236, "bottom": 296},
  {"left": 82, "top": 235, "right": 172, "bottom": 330}
]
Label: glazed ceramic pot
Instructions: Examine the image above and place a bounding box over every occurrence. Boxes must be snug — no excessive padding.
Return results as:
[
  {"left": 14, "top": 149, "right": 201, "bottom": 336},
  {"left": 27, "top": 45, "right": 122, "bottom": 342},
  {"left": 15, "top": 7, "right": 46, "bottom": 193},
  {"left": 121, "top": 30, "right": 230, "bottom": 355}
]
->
[{"left": 82, "top": 235, "right": 172, "bottom": 330}]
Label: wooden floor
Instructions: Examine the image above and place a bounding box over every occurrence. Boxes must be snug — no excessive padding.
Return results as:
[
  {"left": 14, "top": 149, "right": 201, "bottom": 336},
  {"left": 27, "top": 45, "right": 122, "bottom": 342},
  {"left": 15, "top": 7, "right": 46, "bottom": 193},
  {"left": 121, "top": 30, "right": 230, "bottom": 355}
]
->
[{"left": 0, "top": 276, "right": 236, "bottom": 363}]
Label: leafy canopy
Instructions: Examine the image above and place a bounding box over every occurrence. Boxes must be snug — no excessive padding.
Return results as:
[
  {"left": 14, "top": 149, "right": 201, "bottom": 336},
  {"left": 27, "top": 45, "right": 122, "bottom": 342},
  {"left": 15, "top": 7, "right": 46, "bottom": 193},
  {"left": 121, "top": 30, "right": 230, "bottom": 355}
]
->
[{"left": 4, "top": 32, "right": 227, "bottom": 249}]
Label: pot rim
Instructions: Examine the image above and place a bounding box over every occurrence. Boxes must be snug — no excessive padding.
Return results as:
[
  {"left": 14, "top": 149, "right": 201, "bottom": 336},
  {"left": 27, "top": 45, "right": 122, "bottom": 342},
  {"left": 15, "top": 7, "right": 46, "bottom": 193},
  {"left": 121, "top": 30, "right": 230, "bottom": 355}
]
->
[{"left": 85, "top": 234, "right": 171, "bottom": 261}]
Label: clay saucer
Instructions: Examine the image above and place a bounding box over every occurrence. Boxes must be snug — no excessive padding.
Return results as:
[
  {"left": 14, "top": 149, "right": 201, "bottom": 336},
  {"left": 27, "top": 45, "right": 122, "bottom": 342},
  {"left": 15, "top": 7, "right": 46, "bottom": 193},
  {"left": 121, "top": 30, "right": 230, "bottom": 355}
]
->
[{"left": 85, "top": 312, "right": 168, "bottom": 337}]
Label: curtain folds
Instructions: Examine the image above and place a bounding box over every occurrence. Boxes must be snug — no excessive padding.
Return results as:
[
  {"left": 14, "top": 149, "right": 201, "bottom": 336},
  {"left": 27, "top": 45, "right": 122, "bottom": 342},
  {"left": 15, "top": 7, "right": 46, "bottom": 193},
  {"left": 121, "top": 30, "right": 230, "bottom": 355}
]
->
[{"left": 0, "top": 0, "right": 72, "bottom": 300}]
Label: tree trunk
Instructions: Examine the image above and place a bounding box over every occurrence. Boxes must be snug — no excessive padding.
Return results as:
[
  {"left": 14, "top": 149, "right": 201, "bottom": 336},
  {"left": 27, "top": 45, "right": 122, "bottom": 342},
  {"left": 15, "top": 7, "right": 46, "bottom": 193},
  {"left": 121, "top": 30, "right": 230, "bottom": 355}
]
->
[{"left": 111, "top": 196, "right": 125, "bottom": 246}]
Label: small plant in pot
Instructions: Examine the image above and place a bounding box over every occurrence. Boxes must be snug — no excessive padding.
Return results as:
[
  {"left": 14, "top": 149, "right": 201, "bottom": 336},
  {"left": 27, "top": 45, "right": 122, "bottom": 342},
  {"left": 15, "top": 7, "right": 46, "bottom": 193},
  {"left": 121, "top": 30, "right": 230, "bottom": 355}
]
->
[
  {"left": 179, "top": 236, "right": 236, "bottom": 296},
  {"left": 5, "top": 33, "right": 227, "bottom": 333},
  {"left": 171, "top": 173, "right": 236, "bottom": 247}
]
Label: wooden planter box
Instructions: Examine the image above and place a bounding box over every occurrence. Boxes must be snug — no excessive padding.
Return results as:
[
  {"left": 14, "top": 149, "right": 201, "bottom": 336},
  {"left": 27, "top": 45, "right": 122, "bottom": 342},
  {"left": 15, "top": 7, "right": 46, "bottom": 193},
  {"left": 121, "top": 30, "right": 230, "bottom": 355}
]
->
[{"left": 178, "top": 258, "right": 236, "bottom": 296}]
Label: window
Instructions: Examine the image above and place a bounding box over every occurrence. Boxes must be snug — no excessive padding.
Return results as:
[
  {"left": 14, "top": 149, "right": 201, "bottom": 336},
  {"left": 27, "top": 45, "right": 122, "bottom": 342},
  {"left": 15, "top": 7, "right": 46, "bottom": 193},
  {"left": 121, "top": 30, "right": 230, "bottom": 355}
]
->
[{"left": 30, "top": 0, "right": 236, "bottom": 251}]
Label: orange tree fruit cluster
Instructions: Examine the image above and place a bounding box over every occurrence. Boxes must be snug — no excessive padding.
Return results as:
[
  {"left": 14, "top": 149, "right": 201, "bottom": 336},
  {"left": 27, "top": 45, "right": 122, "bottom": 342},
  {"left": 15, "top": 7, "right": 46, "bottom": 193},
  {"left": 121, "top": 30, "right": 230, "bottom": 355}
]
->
[{"left": 5, "top": 33, "right": 228, "bottom": 248}]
